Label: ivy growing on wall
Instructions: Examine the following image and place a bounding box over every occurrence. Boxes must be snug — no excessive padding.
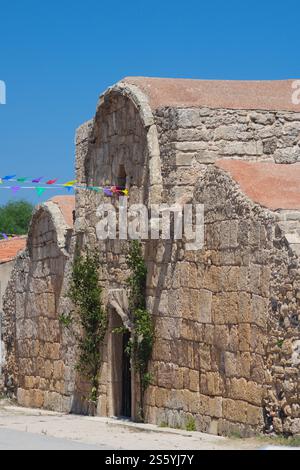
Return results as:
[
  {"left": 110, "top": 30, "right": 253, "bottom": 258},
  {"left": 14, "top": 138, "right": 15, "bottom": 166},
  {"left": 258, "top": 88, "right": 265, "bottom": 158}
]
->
[
  {"left": 126, "top": 240, "right": 154, "bottom": 420},
  {"left": 65, "top": 250, "right": 107, "bottom": 404}
]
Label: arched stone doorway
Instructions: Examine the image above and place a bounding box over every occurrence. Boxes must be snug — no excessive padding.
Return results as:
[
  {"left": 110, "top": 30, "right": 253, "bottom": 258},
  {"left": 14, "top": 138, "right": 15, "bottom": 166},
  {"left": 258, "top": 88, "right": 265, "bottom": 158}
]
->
[
  {"left": 107, "top": 289, "right": 135, "bottom": 419},
  {"left": 110, "top": 309, "right": 132, "bottom": 417}
]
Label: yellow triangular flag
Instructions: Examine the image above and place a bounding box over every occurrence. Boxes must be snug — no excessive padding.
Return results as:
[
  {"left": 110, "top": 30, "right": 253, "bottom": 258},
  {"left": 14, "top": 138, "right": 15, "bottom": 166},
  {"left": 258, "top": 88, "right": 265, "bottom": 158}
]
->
[{"left": 63, "top": 180, "right": 77, "bottom": 187}]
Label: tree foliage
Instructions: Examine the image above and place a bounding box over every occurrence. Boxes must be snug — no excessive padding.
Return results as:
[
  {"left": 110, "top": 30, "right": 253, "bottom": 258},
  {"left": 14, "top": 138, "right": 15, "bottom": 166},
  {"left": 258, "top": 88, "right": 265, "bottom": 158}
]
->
[{"left": 0, "top": 200, "right": 34, "bottom": 235}]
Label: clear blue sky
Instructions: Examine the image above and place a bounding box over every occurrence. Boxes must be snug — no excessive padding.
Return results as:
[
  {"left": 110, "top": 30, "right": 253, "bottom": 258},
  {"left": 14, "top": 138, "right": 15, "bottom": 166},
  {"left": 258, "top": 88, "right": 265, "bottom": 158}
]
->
[{"left": 0, "top": 0, "right": 299, "bottom": 206}]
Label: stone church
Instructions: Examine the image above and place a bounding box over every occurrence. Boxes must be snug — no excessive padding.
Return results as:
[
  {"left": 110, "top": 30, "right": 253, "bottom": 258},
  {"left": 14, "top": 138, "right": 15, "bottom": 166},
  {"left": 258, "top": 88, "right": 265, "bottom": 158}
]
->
[{"left": 2, "top": 77, "right": 300, "bottom": 437}]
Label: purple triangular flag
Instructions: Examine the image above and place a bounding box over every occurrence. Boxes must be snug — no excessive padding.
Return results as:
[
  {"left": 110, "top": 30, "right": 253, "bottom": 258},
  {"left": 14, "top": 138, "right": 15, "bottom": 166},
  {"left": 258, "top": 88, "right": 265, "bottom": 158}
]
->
[{"left": 11, "top": 186, "right": 21, "bottom": 194}]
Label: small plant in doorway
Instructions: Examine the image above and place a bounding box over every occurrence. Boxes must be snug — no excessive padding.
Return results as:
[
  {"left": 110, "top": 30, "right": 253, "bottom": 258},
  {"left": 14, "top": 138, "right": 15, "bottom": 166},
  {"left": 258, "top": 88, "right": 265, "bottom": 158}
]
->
[
  {"left": 64, "top": 249, "right": 107, "bottom": 408},
  {"left": 126, "top": 240, "right": 154, "bottom": 422}
]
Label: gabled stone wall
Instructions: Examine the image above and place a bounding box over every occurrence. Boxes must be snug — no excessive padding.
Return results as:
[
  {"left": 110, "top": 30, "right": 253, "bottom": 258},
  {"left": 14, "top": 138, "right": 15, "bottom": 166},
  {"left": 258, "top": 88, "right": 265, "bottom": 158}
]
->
[
  {"left": 2, "top": 200, "right": 74, "bottom": 411},
  {"left": 73, "top": 84, "right": 160, "bottom": 418},
  {"left": 154, "top": 107, "right": 300, "bottom": 203},
  {"left": 142, "top": 165, "right": 300, "bottom": 436}
]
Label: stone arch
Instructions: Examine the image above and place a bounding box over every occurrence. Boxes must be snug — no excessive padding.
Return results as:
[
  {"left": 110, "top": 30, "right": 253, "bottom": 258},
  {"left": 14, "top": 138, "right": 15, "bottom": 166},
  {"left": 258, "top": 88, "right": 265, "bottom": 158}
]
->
[
  {"left": 85, "top": 80, "right": 163, "bottom": 205},
  {"left": 27, "top": 200, "right": 72, "bottom": 259},
  {"left": 76, "top": 82, "right": 164, "bottom": 419},
  {"left": 4, "top": 198, "right": 75, "bottom": 412}
]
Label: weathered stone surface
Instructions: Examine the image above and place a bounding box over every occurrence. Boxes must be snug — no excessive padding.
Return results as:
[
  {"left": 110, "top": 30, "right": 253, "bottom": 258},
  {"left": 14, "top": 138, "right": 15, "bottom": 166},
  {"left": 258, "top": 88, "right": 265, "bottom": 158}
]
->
[
  {"left": 198, "top": 290, "right": 212, "bottom": 323},
  {"left": 2, "top": 78, "right": 300, "bottom": 438},
  {"left": 1, "top": 198, "right": 74, "bottom": 411}
]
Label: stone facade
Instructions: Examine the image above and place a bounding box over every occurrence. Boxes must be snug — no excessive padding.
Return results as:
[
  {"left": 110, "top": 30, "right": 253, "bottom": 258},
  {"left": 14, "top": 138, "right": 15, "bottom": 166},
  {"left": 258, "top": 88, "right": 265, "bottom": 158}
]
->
[
  {"left": 143, "top": 165, "right": 300, "bottom": 436},
  {"left": 0, "top": 237, "right": 26, "bottom": 385},
  {"left": 2, "top": 197, "right": 75, "bottom": 411},
  {"left": 2, "top": 77, "right": 300, "bottom": 436},
  {"left": 155, "top": 106, "right": 300, "bottom": 204}
]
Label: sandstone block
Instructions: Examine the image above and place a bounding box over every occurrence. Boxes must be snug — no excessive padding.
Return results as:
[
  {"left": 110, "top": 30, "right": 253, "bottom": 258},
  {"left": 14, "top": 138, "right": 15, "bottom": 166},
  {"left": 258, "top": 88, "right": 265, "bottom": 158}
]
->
[
  {"left": 206, "top": 372, "right": 224, "bottom": 396},
  {"left": 212, "top": 293, "right": 239, "bottom": 324},
  {"left": 239, "top": 324, "right": 251, "bottom": 352},
  {"left": 238, "top": 292, "right": 251, "bottom": 323},
  {"left": 251, "top": 295, "right": 268, "bottom": 328},
  {"left": 53, "top": 361, "right": 64, "bottom": 380},
  {"left": 223, "top": 398, "right": 248, "bottom": 423},
  {"left": 209, "top": 397, "right": 223, "bottom": 418},
  {"left": 198, "top": 290, "right": 212, "bottom": 323},
  {"left": 247, "top": 404, "right": 264, "bottom": 426},
  {"left": 220, "top": 141, "right": 263, "bottom": 156},
  {"left": 228, "top": 378, "right": 263, "bottom": 406},
  {"left": 199, "top": 344, "right": 211, "bottom": 371},
  {"left": 189, "top": 369, "right": 200, "bottom": 392},
  {"left": 176, "top": 109, "right": 201, "bottom": 128}
]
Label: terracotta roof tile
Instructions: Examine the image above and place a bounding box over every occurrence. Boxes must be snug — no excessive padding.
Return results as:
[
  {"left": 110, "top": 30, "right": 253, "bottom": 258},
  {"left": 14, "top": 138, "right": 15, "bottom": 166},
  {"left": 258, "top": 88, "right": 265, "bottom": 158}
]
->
[
  {"left": 49, "top": 196, "right": 75, "bottom": 227},
  {"left": 0, "top": 236, "right": 27, "bottom": 264},
  {"left": 122, "top": 77, "right": 300, "bottom": 112},
  {"left": 216, "top": 160, "right": 300, "bottom": 211}
]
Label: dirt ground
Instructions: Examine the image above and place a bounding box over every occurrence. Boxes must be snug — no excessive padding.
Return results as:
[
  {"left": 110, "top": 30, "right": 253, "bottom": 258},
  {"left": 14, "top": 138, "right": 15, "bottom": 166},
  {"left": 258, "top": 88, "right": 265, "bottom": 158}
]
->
[{"left": 0, "top": 400, "right": 282, "bottom": 450}]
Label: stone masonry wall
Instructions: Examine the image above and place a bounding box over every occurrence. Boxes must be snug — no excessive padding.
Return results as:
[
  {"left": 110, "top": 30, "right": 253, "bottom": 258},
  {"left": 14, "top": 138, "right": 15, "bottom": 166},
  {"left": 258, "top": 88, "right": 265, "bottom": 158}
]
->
[
  {"left": 73, "top": 92, "right": 300, "bottom": 433},
  {"left": 154, "top": 107, "right": 300, "bottom": 204},
  {"left": 3, "top": 80, "right": 300, "bottom": 435},
  {"left": 2, "top": 203, "right": 73, "bottom": 412},
  {"left": 143, "top": 165, "right": 300, "bottom": 436},
  {"left": 74, "top": 90, "right": 151, "bottom": 416}
]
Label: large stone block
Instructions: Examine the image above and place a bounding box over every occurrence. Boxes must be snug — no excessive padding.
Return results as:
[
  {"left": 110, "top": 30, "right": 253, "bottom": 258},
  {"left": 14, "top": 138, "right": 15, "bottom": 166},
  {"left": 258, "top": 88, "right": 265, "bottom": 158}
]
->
[
  {"left": 228, "top": 378, "right": 263, "bottom": 406},
  {"left": 176, "top": 128, "right": 212, "bottom": 142},
  {"left": 155, "top": 317, "right": 182, "bottom": 340},
  {"left": 175, "top": 152, "right": 195, "bottom": 166},
  {"left": 176, "top": 109, "right": 201, "bottom": 128},
  {"left": 155, "top": 388, "right": 169, "bottom": 408},
  {"left": 189, "top": 369, "right": 200, "bottom": 392},
  {"left": 198, "top": 289, "right": 212, "bottom": 323},
  {"left": 224, "top": 352, "right": 238, "bottom": 377},
  {"left": 209, "top": 397, "right": 223, "bottom": 418},
  {"left": 212, "top": 293, "right": 239, "bottom": 324},
  {"left": 247, "top": 404, "right": 264, "bottom": 426},
  {"left": 195, "top": 150, "right": 218, "bottom": 164},
  {"left": 157, "top": 363, "right": 184, "bottom": 389},
  {"left": 238, "top": 292, "right": 251, "bottom": 323},
  {"left": 223, "top": 399, "right": 248, "bottom": 424},
  {"left": 220, "top": 141, "right": 263, "bottom": 156},
  {"left": 219, "top": 220, "right": 239, "bottom": 249},
  {"left": 274, "top": 146, "right": 300, "bottom": 163},
  {"left": 53, "top": 360, "right": 65, "bottom": 380},
  {"left": 199, "top": 344, "right": 211, "bottom": 371},
  {"left": 203, "top": 266, "right": 223, "bottom": 293},
  {"left": 239, "top": 324, "right": 251, "bottom": 352},
  {"left": 206, "top": 372, "right": 224, "bottom": 396},
  {"left": 214, "top": 325, "right": 229, "bottom": 350},
  {"left": 251, "top": 295, "right": 268, "bottom": 328}
]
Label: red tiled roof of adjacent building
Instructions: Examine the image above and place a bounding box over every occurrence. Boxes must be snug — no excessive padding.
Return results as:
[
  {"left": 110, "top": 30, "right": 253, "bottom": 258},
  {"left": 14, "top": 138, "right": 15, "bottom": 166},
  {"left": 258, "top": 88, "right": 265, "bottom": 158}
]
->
[
  {"left": 49, "top": 196, "right": 75, "bottom": 227},
  {"left": 122, "top": 77, "right": 300, "bottom": 112},
  {"left": 0, "top": 236, "right": 27, "bottom": 264},
  {"left": 216, "top": 160, "right": 300, "bottom": 211}
]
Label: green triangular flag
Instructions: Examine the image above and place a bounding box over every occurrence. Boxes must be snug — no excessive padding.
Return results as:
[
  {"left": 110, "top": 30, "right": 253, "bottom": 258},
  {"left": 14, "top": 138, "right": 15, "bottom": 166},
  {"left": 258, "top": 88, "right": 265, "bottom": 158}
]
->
[
  {"left": 17, "top": 177, "right": 28, "bottom": 182},
  {"left": 36, "top": 187, "right": 46, "bottom": 196}
]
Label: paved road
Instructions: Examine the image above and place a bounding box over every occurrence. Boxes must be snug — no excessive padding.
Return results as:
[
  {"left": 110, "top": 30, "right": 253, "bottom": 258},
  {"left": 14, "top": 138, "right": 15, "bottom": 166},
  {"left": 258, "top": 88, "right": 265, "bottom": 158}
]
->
[{"left": 0, "top": 428, "right": 109, "bottom": 450}]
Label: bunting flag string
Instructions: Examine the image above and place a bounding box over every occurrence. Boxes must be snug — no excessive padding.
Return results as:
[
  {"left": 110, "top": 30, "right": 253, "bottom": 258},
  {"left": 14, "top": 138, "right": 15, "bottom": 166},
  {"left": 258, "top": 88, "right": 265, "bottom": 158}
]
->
[
  {"left": 0, "top": 175, "right": 129, "bottom": 197},
  {"left": 0, "top": 233, "right": 25, "bottom": 240}
]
